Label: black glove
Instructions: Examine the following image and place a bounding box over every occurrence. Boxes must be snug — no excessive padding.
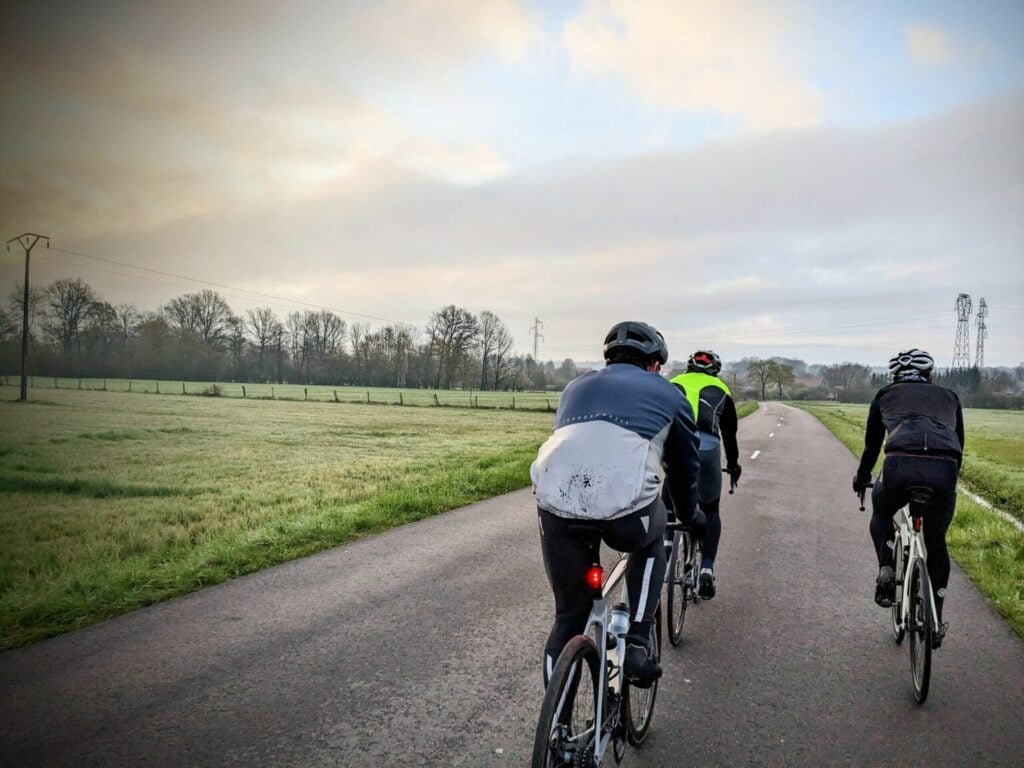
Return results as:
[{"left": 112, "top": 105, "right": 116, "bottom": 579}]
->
[
  {"left": 727, "top": 463, "right": 741, "bottom": 483},
  {"left": 852, "top": 473, "right": 871, "bottom": 495}
]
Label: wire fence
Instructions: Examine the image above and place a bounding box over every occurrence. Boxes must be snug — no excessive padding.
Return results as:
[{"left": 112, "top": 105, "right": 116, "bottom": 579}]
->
[{"left": 0, "top": 376, "right": 561, "bottom": 412}]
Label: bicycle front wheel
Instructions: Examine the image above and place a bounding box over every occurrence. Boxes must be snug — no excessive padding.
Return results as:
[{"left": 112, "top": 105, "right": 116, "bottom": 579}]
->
[
  {"left": 907, "top": 557, "right": 933, "bottom": 704},
  {"left": 667, "top": 530, "right": 687, "bottom": 646},
  {"left": 532, "top": 635, "right": 601, "bottom": 768},
  {"left": 624, "top": 604, "right": 661, "bottom": 746}
]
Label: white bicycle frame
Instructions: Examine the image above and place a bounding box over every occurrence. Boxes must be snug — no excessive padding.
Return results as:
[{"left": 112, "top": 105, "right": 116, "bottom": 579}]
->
[
  {"left": 891, "top": 506, "right": 938, "bottom": 633},
  {"left": 572, "top": 554, "right": 629, "bottom": 767}
]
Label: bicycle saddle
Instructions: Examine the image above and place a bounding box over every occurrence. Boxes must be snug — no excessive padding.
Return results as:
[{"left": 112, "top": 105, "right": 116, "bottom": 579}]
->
[{"left": 906, "top": 486, "right": 934, "bottom": 513}]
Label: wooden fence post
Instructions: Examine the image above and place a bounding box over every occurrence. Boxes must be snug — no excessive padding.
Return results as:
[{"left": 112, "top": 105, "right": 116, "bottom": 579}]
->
[
  {"left": 367, "top": 391, "right": 370, "bottom": 404},
  {"left": 156, "top": 381, "right": 160, "bottom": 394},
  {"left": 78, "top": 378, "right": 82, "bottom": 390},
  {"left": 128, "top": 380, "right": 132, "bottom": 392},
  {"left": 399, "top": 392, "right": 403, "bottom": 405},
  {"left": 54, "top": 377, "right": 58, "bottom": 389},
  {"left": 512, "top": 396, "right": 515, "bottom": 410},
  {"left": 334, "top": 389, "right": 339, "bottom": 403},
  {"left": 271, "top": 386, "right": 275, "bottom": 399},
  {"left": 242, "top": 385, "right": 247, "bottom": 398},
  {"left": 304, "top": 388, "right": 308, "bottom": 401},
  {"left": 103, "top": 380, "right": 107, "bottom": 391},
  {"left": 434, "top": 393, "right": 440, "bottom": 406},
  {"left": 182, "top": 382, "right": 186, "bottom": 395}
]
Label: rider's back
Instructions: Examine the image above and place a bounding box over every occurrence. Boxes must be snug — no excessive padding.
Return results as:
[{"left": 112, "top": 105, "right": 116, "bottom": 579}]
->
[{"left": 874, "top": 381, "right": 962, "bottom": 460}]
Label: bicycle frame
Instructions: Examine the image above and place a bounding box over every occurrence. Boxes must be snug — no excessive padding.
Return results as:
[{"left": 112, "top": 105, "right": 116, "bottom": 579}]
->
[
  {"left": 891, "top": 506, "right": 938, "bottom": 635},
  {"left": 579, "top": 554, "right": 629, "bottom": 766}
]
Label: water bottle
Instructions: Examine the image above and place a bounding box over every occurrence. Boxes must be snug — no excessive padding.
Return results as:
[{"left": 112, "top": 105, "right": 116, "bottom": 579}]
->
[{"left": 609, "top": 603, "right": 630, "bottom": 671}]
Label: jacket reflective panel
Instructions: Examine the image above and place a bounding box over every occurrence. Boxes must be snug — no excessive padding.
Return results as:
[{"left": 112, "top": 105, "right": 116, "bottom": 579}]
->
[
  {"left": 669, "top": 371, "right": 732, "bottom": 436},
  {"left": 531, "top": 364, "right": 698, "bottom": 520}
]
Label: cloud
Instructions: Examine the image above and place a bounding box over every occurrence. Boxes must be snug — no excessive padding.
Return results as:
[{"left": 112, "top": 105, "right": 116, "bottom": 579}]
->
[
  {"left": 0, "top": 1, "right": 535, "bottom": 239},
  {"left": 905, "top": 24, "right": 956, "bottom": 67},
  {"left": 562, "top": 0, "right": 822, "bottom": 130}
]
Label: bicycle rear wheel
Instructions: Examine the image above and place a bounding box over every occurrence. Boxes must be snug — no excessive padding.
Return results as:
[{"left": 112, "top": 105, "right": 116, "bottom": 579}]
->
[
  {"left": 667, "top": 530, "right": 687, "bottom": 646},
  {"left": 907, "top": 557, "right": 933, "bottom": 704},
  {"left": 624, "top": 604, "right": 661, "bottom": 745}
]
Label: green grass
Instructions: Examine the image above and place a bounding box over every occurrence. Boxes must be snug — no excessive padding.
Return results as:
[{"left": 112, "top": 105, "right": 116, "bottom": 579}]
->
[
  {"left": 1, "top": 376, "right": 561, "bottom": 410},
  {"left": 736, "top": 401, "right": 758, "bottom": 419},
  {"left": 0, "top": 389, "right": 554, "bottom": 650},
  {"left": 793, "top": 401, "right": 1024, "bottom": 637}
]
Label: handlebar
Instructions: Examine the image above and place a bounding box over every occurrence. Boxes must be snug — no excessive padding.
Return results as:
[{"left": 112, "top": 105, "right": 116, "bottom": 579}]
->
[
  {"left": 722, "top": 467, "right": 737, "bottom": 494},
  {"left": 858, "top": 482, "right": 874, "bottom": 511}
]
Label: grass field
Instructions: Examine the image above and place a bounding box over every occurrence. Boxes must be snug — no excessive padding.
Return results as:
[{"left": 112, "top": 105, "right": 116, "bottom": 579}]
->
[
  {"left": 0, "top": 388, "right": 555, "bottom": 650},
  {"left": 0, "top": 385, "right": 757, "bottom": 650},
  {"left": 794, "top": 402, "right": 1024, "bottom": 637},
  {"left": 1, "top": 376, "right": 561, "bottom": 410}
]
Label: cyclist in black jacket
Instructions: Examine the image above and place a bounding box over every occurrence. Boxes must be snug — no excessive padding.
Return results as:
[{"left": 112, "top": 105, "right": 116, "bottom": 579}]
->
[{"left": 852, "top": 348, "right": 964, "bottom": 647}]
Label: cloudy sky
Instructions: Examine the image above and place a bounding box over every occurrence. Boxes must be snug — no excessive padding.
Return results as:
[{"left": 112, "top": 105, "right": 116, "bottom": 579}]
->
[{"left": 2, "top": 0, "right": 1023, "bottom": 366}]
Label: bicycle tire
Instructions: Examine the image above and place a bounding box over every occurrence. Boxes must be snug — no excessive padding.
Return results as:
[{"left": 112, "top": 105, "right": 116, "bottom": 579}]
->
[
  {"left": 667, "top": 530, "right": 687, "bottom": 646},
  {"left": 892, "top": 544, "right": 906, "bottom": 644},
  {"left": 532, "top": 635, "right": 601, "bottom": 768},
  {"left": 690, "top": 536, "right": 703, "bottom": 604},
  {"left": 624, "top": 604, "right": 661, "bottom": 745},
  {"left": 908, "top": 557, "right": 933, "bottom": 704}
]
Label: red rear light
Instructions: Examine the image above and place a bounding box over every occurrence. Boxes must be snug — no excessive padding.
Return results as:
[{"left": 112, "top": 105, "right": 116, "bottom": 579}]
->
[{"left": 586, "top": 565, "right": 604, "bottom": 590}]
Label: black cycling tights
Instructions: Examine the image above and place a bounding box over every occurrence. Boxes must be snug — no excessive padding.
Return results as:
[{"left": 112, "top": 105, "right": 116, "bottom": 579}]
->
[
  {"left": 699, "top": 498, "right": 721, "bottom": 570},
  {"left": 869, "top": 454, "right": 958, "bottom": 619}
]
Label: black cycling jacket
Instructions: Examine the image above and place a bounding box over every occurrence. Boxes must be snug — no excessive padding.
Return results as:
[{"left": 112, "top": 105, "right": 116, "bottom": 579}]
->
[{"left": 856, "top": 380, "right": 964, "bottom": 479}]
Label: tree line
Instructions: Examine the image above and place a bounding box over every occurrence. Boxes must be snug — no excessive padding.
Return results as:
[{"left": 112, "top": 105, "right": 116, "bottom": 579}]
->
[{"left": 0, "top": 278, "right": 582, "bottom": 391}]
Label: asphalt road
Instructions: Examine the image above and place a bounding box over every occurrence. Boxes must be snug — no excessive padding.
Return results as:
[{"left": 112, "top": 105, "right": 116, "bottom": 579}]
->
[{"left": 2, "top": 403, "right": 1023, "bottom": 767}]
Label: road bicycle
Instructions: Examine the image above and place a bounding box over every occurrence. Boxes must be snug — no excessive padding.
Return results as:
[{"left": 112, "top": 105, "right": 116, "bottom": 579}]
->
[
  {"left": 860, "top": 483, "right": 941, "bottom": 703},
  {"left": 532, "top": 534, "right": 663, "bottom": 767},
  {"left": 665, "top": 469, "right": 737, "bottom": 645}
]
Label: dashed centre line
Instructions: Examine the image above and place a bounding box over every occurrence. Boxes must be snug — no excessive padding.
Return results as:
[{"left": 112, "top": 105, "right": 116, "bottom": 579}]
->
[{"left": 750, "top": 450, "right": 761, "bottom": 460}]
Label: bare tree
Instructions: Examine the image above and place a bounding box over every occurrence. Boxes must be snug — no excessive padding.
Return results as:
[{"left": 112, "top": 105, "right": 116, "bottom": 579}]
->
[
  {"left": 42, "top": 278, "right": 98, "bottom": 364},
  {"left": 162, "top": 289, "right": 235, "bottom": 347},
  {"left": 745, "top": 358, "right": 773, "bottom": 400},
  {"left": 245, "top": 306, "right": 282, "bottom": 378},
  {"left": 478, "top": 310, "right": 513, "bottom": 390},
  {"left": 770, "top": 362, "right": 796, "bottom": 398},
  {"left": 114, "top": 303, "right": 141, "bottom": 349},
  {"left": 426, "top": 305, "right": 479, "bottom": 389},
  {"left": 820, "top": 362, "right": 872, "bottom": 391},
  {"left": 7, "top": 282, "right": 46, "bottom": 341}
]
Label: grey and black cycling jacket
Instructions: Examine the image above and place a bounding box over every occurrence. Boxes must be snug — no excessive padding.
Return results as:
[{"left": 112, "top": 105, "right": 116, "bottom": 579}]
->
[{"left": 530, "top": 363, "right": 700, "bottom": 520}]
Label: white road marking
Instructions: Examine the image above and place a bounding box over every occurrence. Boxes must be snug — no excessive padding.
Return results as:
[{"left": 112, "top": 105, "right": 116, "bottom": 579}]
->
[
  {"left": 750, "top": 450, "right": 761, "bottom": 460},
  {"left": 769, "top": 432, "right": 775, "bottom": 437}
]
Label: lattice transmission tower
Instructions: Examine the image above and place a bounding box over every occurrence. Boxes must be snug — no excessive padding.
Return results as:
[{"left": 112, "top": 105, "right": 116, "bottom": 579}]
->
[
  {"left": 974, "top": 297, "right": 988, "bottom": 368},
  {"left": 952, "top": 293, "right": 972, "bottom": 370}
]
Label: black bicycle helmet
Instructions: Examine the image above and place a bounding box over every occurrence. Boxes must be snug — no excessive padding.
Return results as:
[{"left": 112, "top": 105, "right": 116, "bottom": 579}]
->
[
  {"left": 603, "top": 321, "right": 669, "bottom": 365},
  {"left": 686, "top": 350, "right": 722, "bottom": 375},
  {"left": 889, "top": 348, "right": 934, "bottom": 381}
]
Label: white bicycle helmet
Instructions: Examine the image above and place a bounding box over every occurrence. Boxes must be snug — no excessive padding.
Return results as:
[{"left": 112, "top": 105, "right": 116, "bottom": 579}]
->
[{"left": 888, "top": 348, "right": 934, "bottom": 380}]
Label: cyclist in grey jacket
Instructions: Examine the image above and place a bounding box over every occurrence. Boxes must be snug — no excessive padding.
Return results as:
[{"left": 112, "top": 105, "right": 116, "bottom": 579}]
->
[
  {"left": 532, "top": 321, "right": 700, "bottom": 688},
  {"left": 852, "top": 348, "right": 964, "bottom": 647}
]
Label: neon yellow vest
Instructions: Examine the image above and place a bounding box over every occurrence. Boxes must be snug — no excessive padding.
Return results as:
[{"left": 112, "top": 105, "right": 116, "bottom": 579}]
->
[{"left": 670, "top": 371, "right": 731, "bottom": 426}]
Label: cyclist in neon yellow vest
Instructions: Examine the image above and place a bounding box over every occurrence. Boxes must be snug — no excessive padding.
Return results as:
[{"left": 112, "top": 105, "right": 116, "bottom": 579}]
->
[{"left": 669, "top": 350, "right": 741, "bottom": 598}]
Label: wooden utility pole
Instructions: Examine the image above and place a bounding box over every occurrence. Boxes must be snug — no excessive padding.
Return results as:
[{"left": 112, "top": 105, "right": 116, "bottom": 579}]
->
[{"left": 6, "top": 233, "right": 49, "bottom": 401}]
